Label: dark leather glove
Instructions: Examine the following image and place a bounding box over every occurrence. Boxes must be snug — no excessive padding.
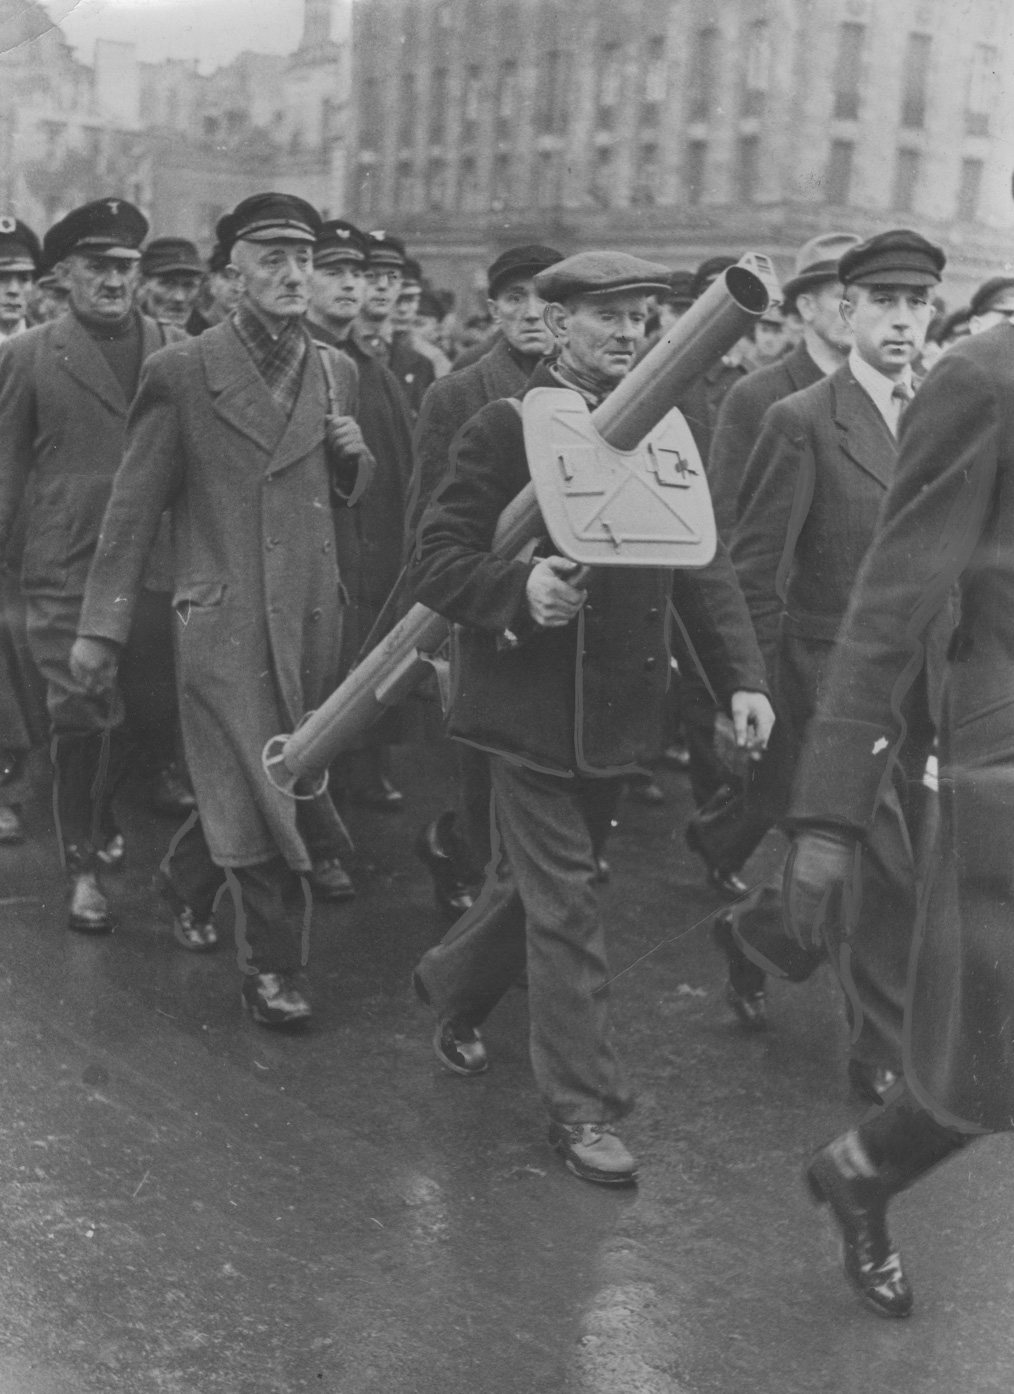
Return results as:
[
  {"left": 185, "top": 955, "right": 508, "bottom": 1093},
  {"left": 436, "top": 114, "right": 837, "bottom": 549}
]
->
[{"left": 783, "top": 828, "right": 856, "bottom": 951}]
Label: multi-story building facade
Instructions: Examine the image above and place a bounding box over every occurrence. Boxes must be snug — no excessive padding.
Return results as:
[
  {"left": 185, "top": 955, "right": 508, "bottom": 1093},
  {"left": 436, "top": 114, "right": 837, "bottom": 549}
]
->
[{"left": 347, "top": 0, "right": 1014, "bottom": 310}]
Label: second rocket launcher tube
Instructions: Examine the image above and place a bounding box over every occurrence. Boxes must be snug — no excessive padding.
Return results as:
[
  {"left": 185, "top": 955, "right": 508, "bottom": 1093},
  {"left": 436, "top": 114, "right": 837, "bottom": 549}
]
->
[{"left": 273, "top": 262, "right": 771, "bottom": 785}]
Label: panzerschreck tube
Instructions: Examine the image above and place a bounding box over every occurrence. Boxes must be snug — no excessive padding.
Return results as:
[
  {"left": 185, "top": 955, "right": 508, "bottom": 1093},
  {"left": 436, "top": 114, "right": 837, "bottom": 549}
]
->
[{"left": 263, "top": 260, "right": 773, "bottom": 789}]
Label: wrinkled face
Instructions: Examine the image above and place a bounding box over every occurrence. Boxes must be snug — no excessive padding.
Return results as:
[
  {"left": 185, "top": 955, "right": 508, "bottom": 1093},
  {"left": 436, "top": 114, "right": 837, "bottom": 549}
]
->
[
  {"left": 0, "top": 269, "right": 33, "bottom": 329},
  {"left": 971, "top": 287, "right": 1014, "bottom": 334},
  {"left": 842, "top": 283, "right": 933, "bottom": 376},
  {"left": 209, "top": 269, "right": 243, "bottom": 316},
  {"left": 490, "top": 275, "right": 554, "bottom": 358},
  {"left": 142, "top": 271, "right": 202, "bottom": 326},
  {"left": 362, "top": 265, "right": 402, "bottom": 319},
  {"left": 232, "top": 239, "right": 312, "bottom": 322},
  {"left": 797, "top": 280, "right": 852, "bottom": 353},
  {"left": 549, "top": 290, "right": 650, "bottom": 386},
  {"left": 310, "top": 258, "right": 366, "bottom": 324},
  {"left": 391, "top": 286, "right": 420, "bottom": 332},
  {"left": 752, "top": 316, "right": 789, "bottom": 365},
  {"left": 63, "top": 253, "right": 139, "bottom": 323}
]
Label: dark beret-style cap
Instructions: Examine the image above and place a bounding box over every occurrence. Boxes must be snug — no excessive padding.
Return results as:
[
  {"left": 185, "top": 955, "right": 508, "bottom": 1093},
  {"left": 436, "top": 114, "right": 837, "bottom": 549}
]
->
[
  {"left": 0, "top": 216, "right": 41, "bottom": 273},
  {"left": 662, "top": 269, "right": 695, "bottom": 307},
  {"left": 782, "top": 231, "right": 861, "bottom": 301},
  {"left": 44, "top": 198, "right": 149, "bottom": 266},
  {"left": 315, "top": 218, "right": 370, "bottom": 266},
  {"left": 365, "top": 231, "right": 407, "bottom": 269},
  {"left": 417, "top": 289, "right": 444, "bottom": 319},
  {"left": 691, "top": 255, "right": 738, "bottom": 300},
  {"left": 534, "top": 250, "right": 672, "bottom": 302},
  {"left": 216, "top": 192, "right": 321, "bottom": 255},
  {"left": 969, "top": 275, "right": 1014, "bottom": 318},
  {"left": 487, "top": 243, "right": 564, "bottom": 297},
  {"left": 838, "top": 229, "right": 946, "bottom": 288},
  {"left": 140, "top": 237, "right": 203, "bottom": 278}
]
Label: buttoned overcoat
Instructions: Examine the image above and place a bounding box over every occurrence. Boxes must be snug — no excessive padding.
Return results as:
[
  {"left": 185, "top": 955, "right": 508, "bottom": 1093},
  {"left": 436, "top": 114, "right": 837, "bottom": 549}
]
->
[
  {"left": 410, "top": 364, "right": 768, "bottom": 776},
  {"left": 793, "top": 326, "right": 1014, "bottom": 1130},
  {"left": 78, "top": 319, "right": 366, "bottom": 870}
]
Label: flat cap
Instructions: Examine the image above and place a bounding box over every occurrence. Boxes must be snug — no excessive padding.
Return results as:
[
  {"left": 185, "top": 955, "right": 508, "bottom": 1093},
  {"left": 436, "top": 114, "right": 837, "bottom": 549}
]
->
[
  {"left": 691, "top": 255, "right": 738, "bottom": 300},
  {"left": 782, "top": 232, "right": 860, "bottom": 300},
  {"left": 839, "top": 229, "right": 945, "bottom": 288},
  {"left": 663, "top": 269, "right": 695, "bottom": 307},
  {"left": 216, "top": 193, "right": 321, "bottom": 255},
  {"left": 534, "top": 250, "right": 672, "bottom": 301},
  {"left": 365, "top": 231, "right": 407, "bottom": 269},
  {"left": 0, "top": 216, "right": 41, "bottom": 273},
  {"left": 141, "top": 236, "right": 203, "bottom": 278},
  {"left": 969, "top": 275, "right": 1014, "bottom": 319},
  {"left": 315, "top": 218, "right": 370, "bottom": 266},
  {"left": 487, "top": 243, "right": 563, "bottom": 298},
  {"left": 44, "top": 198, "right": 149, "bottom": 266}
]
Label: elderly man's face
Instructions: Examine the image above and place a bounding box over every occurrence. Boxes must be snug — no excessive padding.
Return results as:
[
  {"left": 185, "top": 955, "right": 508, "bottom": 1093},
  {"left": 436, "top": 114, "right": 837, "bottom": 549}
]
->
[
  {"left": 232, "top": 240, "right": 312, "bottom": 324},
  {"left": 63, "top": 253, "right": 139, "bottom": 324},
  {"left": 143, "top": 271, "right": 202, "bottom": 327},
  {"left": 490, "top": 275, "right": 553, "bottom": 358},
  {"left": 0, "top": 270, "right": 33, "bottom": 330},
  {"left": 549, "top": 291, "right": 650, "bottom": 386}
]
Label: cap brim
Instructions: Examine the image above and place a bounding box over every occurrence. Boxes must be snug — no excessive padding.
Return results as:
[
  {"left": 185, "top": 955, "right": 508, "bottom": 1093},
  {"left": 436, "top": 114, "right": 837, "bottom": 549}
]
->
[
  {"left": 314, "top": 250, "right": 366, "bottom": 266},
  {"left": 239, "top": 227, "right": 316, "bottom": 244},
  {"left": 0, "top": 257, "right": 36, "bottom": 273},
  {"left": 583, "top": 279, "right": 671, "bottom": 295},
  {"left": 850, "top": 269, "right": 940, "bottom": 288},
  {"left": 72, "top": 243, "right": 142, "bottom": 260},
  {"left": 781, "top": 270, "right": 841, "bottom": 299}
]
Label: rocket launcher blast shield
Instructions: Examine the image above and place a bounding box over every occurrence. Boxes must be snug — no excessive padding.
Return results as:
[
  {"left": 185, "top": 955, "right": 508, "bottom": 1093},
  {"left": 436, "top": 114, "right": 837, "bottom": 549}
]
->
[{"left": 263, "top": 256, "right": 776, "bottom": 792}]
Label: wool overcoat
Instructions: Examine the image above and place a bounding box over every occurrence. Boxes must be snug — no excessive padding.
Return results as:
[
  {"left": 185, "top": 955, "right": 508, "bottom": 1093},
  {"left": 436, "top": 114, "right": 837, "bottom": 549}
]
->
[
  {"left": 78, "top": 319, "right": 369, "bottom": 870},
  {"left": 410, "top": 364, "right": 768, "bottom": 777},
  {"left": 792, "top": 325, "right": 1014, "bottom": 1131}
]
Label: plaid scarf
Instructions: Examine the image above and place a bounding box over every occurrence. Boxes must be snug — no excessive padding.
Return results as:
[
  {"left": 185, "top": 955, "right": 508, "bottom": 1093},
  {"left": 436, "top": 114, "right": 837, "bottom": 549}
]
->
[{"left": 233, "top": 300, "right": 308, "bottom": 420}]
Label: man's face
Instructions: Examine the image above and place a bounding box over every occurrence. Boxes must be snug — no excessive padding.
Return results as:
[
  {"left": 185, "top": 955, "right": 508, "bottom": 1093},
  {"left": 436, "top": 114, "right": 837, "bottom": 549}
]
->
[
  {"left": 752, "top": 315, "right": 789, "bottom": 366},
  {"left": 842, "top": 283, "right": 933, "bottom": 376},
  {"left": 142, "top": 271, "right": 202, "bottom": 327},
  {"left": 310, "top": 259, "right": 366, "bottom": 325},
  {"left": 797, "top": 280, "right": 852, "bottom": 354},
  {"left": 971, "top": 287, "right": 1014, "bottom": 334},
  {"left": 209, "top": 269, "right": 243, "bottom": 316},
  {"left": 391, "top": 285, "right": 420, "bottom": 333},
  {"left": 490, "top": 275, "right": 553, "bottom": 357},
  {"left": 0, "top": 270, "right": 33, "bottom": 330},
  {"left": 233, "top": 240, "right": 313, "bottom": 323},
  {"left": 362, "top": 266, "right": 402, "bottom": 321},
  {"left": 552, "top": 291, "right": 650, "bottom": 386},
  {"left": 64, "top": 253, "right": 139, "bottom": 323},
  {"left": 415, "top": 311, "right": 442, "bottom": 345}
]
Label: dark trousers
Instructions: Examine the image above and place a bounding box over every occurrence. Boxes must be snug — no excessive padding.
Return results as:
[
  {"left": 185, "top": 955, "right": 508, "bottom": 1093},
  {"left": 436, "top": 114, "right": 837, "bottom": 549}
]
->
[
  {"left": 162, "top": 813, "right": 309, "bottom": 976},
  {"left": 415, "top": 757, "right": 633, "bottom": 1125},
  {"left": 856, "top": 1080, "right": 972, "bottom": 1191},
  {"left": 118, "top": 589, "right": 181, "bottom": 772}
]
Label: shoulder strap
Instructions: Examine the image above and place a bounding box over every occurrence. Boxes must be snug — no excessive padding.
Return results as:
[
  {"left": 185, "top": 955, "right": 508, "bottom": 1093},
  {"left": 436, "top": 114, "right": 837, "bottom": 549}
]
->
[{"left": 316, "top": 341, "right": 339, "bottom": 414}]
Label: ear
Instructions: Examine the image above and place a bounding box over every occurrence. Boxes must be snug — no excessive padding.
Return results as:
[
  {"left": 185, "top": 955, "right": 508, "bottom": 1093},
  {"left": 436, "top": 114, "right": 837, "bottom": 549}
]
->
[
  {"left": 544, "top": 301, "right": 567, "bottom": 341},
  {"left": 839, "top": 291, "right": 854, "bottom": 330}
]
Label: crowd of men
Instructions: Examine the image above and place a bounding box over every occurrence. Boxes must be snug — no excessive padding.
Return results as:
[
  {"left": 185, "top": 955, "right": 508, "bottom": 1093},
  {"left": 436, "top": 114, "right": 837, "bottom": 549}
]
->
[{"left": 3, "top": 189, "right": 1014, "bottom": 1320}]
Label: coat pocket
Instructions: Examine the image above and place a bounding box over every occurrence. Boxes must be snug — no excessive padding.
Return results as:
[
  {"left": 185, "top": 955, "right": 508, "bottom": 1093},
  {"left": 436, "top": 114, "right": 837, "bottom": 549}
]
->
[
  {"left": 945, "top": 696, "right": 1014, "bottom": 883},
  {"left": 173, "top": 581, "right": 226, "bottom": 624}
]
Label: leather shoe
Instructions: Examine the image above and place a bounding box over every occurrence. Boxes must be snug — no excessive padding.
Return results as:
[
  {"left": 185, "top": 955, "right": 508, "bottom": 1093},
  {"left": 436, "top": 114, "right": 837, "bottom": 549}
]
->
[
  {"left": 150, "top": 762, "right": 197, "bottom": 815},
  {"left": 308, "top": 855, "right": 355, "bottom": 901},
  {"left": 806, "top": 1137, "right": 913, "bottom": 1318},
  {"left": 432, "top": 1018, "right": 488, "bottom": 1075},
  {"left": 241, "top": 973, "right": 312, "bottom": 1026},
  {"left": 352, "top": 774, "right": 403, "bottom": 810},
  {"left": 171, "top": 904, "right": 219, "bottom": 952},
  {"left": 712, "top": 911, "right": 767, "bottom": 1030},
  {"left": 96, "top": 833, "right": 126, "bottom": 873},
  {"left": 0, "top": 803, "right": 24, "bottom": 845},
  {"left": 548, "top": 1121, "right": 638, "bottom": 1186},
  {"left": 848, "top": 1059, "right": 898, "bottom": 1106},
  {"left": 68, "top": 869, "right": 113, "bottom": 934},
  {"left": 627, "top": 775, "right": 666, "bottom": 806},
  {"left": 414, "top": 815, "right": 475, "bottom": 917},
  {"left": 686, "top": 822, "right": 748, "bottom": 900}
]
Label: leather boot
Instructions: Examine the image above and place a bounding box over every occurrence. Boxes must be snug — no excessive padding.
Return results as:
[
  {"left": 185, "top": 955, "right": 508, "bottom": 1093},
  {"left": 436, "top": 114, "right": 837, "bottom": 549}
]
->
[{"left": 65, "top": 845, "right": 113, "bottom": 934}]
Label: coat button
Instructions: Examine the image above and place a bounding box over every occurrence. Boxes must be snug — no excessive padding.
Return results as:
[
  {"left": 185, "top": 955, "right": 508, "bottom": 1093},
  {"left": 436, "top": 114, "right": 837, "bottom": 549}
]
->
[
  {"left": 643, "top": 656, "right": 657, "bottom": 671},
  {"left": 310, "top": 607, "right": 323, "bottom": 621},
  {"left": 647, "top": 607, "right": 660, "bottom": 620}
]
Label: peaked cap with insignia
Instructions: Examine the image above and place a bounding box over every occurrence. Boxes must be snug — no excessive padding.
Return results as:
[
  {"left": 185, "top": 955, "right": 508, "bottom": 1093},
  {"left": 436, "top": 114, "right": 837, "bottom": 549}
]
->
[
  {"left": 315, "top": 218, "right": 370, "bottom": 266},
  {"left": 43, "top": 198, "right": 149, "bottom": 266},
  {"left": 0, "top": 216, "right": 42, "bottom": 274}
]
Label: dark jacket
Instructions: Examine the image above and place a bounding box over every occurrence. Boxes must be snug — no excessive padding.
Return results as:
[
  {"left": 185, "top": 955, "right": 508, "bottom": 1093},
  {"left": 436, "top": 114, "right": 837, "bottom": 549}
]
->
[
  {"left": 410, "top": 363, "right": 768, "bottom": 776},
  {"left": 406, "top": 336, "right": 533, "bottom": 553},
  {"left": 354, "top": 325, "right": 435, "bottom": 422},
  {"left": 791, "top": 325, "right": 1014, "bottom": 1130},
  {"left": 708, "top": 340, "right": 825, "bottom": 540}
]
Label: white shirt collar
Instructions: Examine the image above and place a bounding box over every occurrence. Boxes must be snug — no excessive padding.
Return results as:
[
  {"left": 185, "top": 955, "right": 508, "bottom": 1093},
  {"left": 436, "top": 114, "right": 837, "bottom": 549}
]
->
[{"left": 848, "top": 346, "right": 913, "bottom": 436}]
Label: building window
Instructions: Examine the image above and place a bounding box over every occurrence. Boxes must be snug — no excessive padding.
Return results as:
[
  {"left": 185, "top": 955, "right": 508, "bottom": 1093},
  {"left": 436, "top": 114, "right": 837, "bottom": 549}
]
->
[
  {"left": 492, "top": 152, "right": 511, "bottom": 208},
  {"left": 631, "top": 143, "right": 659, "bottom": 206},
  {"left": 496, "top": 60, "right": 517, "bottom": 141},
  {"left": 356, "top": 163, "right": 375, "bottom": 218},
  {"left": 685, "top": 140, "right": 707, "bottom": 204},
  {"left": 590, "top": 146, "right": 613, "bottom": 206},
  {"left": 462, "top": 65, "right": 482, "bottom": 144},
  {"left": 742, "top": 19, "right": 770, "bottom": 118},
  {"left": 429, "top": 67, "right": 448, "bottom": 144},
  {"left": 689, "top": 27, "right": 718, "bottom": 122},
  {"left": 395, "top": 158, "right": 416, "bottom": 209},
  {"left": 893, "top": 148, "right": 920, "bottom": 211},
  {"left": 398, "top": 71, "right": 417, "bottom": 148},
  {"left": 536, "top": 51, "right": 570, "bottom": 134},
  {"left": 535, "top": 149, "right": 559, "bottom": 206},
  {"left": 737, "top": 135, "right": 759, "bottom": 203},
  {"left": 361, "top": 74, "right": 382, "bottom": 148},
  {"left": 642, "top": 34, "right": 666, "bottom": 126},
  {"left": 597, "top": 42, "right": 622, "bottom": 131},
  {"left": 427, "top": 158, "right": 447, "bottom": 209},
  {"left": 956, "top": 157, "right": 983, "bottom": 220},
  {"left": 824, "top": 140, "right": 853, "bottom": 203},
  {"left": 900, "top": 33, "right": 931, "bottom": 129},
  {"left": 459, "top": 154, "right": 481, "bottom": 211},
  {"left": 833, "top": 23, "right": 864, "bottom": 120},
  {"left": 965, "top": 44, "right": 997, "bottom": 137}
]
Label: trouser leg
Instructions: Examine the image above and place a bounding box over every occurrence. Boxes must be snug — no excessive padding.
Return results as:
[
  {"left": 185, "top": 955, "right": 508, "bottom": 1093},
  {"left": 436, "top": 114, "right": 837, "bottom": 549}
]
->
[
  {"left": 856, "top": 1081, "right": 974, "bottom": 1192},
  {"left": 118, "top": 589, "right": 178, "bottom": 772},
  {"left": 577, "top": 776, "right": 622, "bottom": 861},
  {"left": 454, "top": 743, "right": 493, "bottom": 882},
  {"left": 731, "top": 867, "right": 827, "bottom": 982}
]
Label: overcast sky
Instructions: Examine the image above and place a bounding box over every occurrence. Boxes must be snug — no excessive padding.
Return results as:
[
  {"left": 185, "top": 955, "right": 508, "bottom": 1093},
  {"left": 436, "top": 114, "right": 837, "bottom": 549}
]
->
[{"left": 41, "top": 0, "right": 305, "bottom": 70}]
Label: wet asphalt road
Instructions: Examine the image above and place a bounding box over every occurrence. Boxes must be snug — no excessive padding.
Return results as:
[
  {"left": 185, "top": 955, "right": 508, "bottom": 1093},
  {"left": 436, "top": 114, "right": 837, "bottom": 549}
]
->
[{"left": 0, "top": 744, "right": 1013, "bottom": 1394}]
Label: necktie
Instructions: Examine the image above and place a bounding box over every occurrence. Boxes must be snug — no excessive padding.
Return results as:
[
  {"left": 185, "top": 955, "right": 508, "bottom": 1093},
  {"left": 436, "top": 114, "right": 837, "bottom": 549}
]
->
[{"left": 890, "top": 379, "right": 913, "bottom": 437}]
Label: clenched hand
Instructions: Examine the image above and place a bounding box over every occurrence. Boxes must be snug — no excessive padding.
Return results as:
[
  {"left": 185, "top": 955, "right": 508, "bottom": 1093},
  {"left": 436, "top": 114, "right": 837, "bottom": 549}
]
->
[{"left": 525, "top": 557, "right": 588, "bottom": 628}]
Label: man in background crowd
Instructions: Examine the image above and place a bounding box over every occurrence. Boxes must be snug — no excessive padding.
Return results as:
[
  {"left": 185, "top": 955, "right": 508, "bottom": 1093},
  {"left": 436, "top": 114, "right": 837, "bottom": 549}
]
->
[
  {"left": 138, "top": 237, "right": 204, "bottom": 330},
  {"left": 356, "top": 232, "right": 435, "bottom": 420},
  {"left": 186, "top": 243, "right": 242, "bottom": 335}
]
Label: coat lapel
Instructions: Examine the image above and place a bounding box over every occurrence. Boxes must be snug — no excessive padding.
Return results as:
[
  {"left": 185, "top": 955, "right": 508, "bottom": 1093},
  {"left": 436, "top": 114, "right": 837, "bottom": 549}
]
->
[
  {"left": 267, "top": 337, "right": 328, "bottom": 476},
  {"left": 51, "top": 311, "right": 127, "bottom": 416},
  {"left": 200, "top": 320, "right": 286, "bottom": 455},
  {"left": 480, "top": 338, "right": 529, "bottom": 400},
  {"left": 830, "top": 366, "right": 895, "bottom": 488},
  {"left": 785, "top": 341, "right": 822, "bottom": 393}
]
